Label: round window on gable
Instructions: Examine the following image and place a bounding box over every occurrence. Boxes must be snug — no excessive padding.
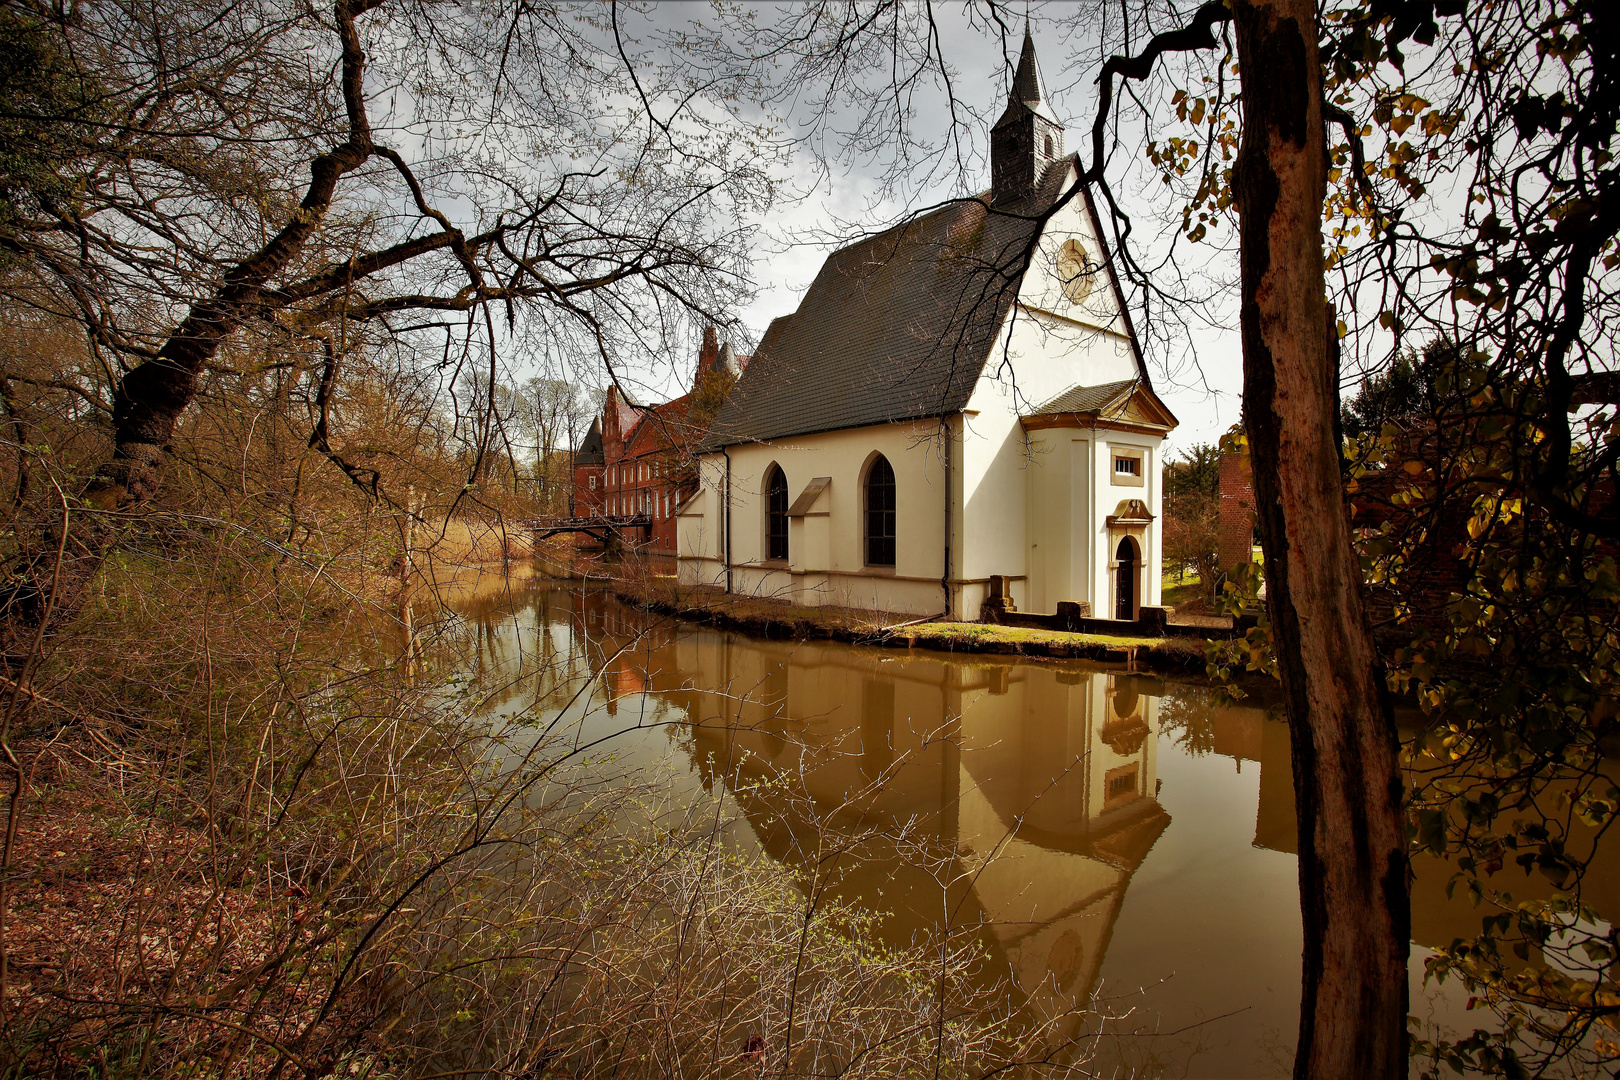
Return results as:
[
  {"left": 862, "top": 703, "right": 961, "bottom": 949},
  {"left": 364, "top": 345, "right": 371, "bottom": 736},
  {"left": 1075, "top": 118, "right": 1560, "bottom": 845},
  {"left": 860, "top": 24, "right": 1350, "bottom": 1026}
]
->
[{"left": 1056, "top": 238, "right": 1095, "bottom": 304}]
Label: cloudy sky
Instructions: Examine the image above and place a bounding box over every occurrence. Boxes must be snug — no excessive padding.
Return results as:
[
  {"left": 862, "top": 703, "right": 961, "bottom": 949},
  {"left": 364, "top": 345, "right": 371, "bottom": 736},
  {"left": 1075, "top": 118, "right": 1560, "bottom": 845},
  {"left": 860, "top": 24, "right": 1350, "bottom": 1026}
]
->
[{"left": 619, "top": 1, "right": 1246, "bottom": 457}]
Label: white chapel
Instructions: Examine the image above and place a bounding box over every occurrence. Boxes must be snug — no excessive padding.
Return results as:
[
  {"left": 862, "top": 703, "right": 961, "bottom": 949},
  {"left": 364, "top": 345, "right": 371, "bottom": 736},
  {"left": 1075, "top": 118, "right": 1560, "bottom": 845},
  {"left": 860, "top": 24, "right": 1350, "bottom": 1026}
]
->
[{"left": 677, "top": 28, "right": 1178, "bottom": 621}]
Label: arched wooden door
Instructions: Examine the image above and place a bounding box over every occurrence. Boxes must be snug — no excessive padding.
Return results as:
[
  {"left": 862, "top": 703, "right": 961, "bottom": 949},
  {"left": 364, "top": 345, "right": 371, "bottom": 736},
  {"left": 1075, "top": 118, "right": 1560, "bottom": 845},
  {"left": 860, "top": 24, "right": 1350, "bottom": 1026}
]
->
[{"left": 1115, "top": 536, "right": 1138, "bottom": 621}]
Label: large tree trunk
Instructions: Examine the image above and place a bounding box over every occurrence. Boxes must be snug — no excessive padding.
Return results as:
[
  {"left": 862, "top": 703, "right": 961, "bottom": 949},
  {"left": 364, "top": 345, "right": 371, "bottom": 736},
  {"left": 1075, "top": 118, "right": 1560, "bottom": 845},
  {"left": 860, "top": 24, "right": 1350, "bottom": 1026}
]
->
[{"left": 1229, "top": 1, "right": 1410, "bottom": 1076}]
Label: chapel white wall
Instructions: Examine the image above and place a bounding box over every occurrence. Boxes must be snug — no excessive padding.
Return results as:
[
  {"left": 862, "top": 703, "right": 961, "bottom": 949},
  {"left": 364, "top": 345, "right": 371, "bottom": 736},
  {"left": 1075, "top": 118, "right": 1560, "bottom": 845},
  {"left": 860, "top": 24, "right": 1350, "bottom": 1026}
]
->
[
  {"left": 958, "top": 182, "right": 1143, "bottom": 616},
  {"left": 678, "top": 420, "right": 951, "bottom": 616}
]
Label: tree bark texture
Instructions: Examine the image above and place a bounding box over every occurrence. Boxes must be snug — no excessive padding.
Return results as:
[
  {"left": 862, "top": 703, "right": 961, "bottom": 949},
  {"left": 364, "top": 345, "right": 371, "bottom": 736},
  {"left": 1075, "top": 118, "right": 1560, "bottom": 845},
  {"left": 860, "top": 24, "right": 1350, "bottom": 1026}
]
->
[{"left": 1229, "top": 1, "right": 1410, "bottom": 1076}]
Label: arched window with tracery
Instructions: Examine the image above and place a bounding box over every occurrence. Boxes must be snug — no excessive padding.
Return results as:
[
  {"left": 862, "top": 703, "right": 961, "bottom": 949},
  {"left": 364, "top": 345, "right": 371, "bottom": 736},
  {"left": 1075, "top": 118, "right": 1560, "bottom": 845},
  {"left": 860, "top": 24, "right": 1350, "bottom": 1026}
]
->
[
  {"left": 865, "top": 454, "right": 896, "bottom": 566},
  {"left": 765, "top": 464, "right": 788, "bottom": 561}
]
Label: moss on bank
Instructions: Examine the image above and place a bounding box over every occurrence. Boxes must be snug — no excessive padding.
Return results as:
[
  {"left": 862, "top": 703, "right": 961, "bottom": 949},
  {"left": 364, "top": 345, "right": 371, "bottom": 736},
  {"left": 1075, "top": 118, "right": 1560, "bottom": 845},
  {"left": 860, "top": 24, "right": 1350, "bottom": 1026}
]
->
[{"left": 614, "top": 578, "right": 1213, "bottom": 673}]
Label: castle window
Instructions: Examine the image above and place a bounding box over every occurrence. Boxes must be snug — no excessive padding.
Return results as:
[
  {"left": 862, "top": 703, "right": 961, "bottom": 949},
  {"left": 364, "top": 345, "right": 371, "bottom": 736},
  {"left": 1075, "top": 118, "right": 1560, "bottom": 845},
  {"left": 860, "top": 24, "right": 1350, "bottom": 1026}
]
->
[
  {"left": 1044, "top": 134, "right": 1054, "bottom": 156},
  {"left": 865, "top": 454, "right": 896, "bottom": 567},
  {"left": 1114, "top": 456, "right": 1140, "bottom": 477},
  {"left": 765, "top": 464, "right": 788, "bottom": 561}
]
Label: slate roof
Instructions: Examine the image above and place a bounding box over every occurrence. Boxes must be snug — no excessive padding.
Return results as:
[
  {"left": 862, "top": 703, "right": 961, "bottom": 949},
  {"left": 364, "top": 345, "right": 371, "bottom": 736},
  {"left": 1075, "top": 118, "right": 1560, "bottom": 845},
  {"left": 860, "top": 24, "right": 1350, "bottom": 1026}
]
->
[
  {"left": 705, "top": 162, "right": 1082, "bottom": 448},
  {"left": 574, "top": 418, "right": 603, "bottom": 465},
  {"left": 1030, "top": 379, "right": 1139, "bottom": 416}
]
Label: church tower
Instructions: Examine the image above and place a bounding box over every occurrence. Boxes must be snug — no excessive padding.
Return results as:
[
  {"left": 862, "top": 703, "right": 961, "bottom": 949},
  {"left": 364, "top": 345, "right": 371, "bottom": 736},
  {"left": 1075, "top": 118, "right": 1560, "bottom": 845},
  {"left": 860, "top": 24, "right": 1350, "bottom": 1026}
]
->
[{"left": 990, "top": 25, "right": 1065, "bottom": 204}]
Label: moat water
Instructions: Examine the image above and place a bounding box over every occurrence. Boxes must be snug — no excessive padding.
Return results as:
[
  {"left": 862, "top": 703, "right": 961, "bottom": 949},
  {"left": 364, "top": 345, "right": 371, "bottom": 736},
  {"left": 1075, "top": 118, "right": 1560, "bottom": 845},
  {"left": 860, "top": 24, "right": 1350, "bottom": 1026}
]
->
[{"left": 428, "top": 572, "right": 1615, "bottom": 1077}]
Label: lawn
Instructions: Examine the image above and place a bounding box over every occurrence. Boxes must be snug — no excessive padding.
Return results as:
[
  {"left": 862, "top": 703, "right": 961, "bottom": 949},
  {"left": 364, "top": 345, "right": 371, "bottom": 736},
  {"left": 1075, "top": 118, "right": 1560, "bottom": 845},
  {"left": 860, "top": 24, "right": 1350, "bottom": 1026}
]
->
[{"left": 1161, "top": 571, "right": 1210, "bottom": 610}]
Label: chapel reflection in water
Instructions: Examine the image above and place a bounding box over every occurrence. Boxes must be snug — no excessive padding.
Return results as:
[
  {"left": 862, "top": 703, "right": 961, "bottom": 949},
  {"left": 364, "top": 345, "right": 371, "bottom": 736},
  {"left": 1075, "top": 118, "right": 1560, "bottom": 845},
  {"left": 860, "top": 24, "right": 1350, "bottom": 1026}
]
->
[
  {"left": 542, "top": 587, "right": 1189, "bottom": 1024},
  {"left": 432, "top": 582, "right": 1615, "bottom": 1074}
]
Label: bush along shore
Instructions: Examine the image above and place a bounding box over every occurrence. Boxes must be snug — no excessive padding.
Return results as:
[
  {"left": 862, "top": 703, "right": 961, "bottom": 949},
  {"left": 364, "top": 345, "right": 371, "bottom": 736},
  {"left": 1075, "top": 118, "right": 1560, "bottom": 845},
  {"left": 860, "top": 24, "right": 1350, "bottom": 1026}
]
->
[{"left": 612, "top": 577, "right": 1221, "bottom": 674}]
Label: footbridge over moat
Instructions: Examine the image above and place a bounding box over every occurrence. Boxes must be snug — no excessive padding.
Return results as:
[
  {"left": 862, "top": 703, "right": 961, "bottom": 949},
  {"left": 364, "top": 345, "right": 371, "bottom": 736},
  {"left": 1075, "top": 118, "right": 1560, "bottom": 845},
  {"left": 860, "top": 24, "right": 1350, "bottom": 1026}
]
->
[{"left": 525, "top": 513, "right": 652, "bottom": 545}]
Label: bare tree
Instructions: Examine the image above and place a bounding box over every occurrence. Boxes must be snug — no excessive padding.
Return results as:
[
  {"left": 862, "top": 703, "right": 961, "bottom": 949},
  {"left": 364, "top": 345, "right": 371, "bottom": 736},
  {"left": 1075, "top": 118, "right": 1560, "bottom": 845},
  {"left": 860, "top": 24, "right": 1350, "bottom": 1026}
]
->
[
  {"left": 0, "top": 0, "right": 777, "bottom": 650},
  {"left": 518, "top": 376, "right": 597, "bottom": 515}
]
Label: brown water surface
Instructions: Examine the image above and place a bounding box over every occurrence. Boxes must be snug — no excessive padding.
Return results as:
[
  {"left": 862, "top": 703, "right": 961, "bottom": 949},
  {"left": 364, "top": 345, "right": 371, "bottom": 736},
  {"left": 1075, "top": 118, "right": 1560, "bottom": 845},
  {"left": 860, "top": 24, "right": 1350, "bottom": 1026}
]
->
[{"left": 430, "top": 576, "right": 1613, "bottom": 1078}]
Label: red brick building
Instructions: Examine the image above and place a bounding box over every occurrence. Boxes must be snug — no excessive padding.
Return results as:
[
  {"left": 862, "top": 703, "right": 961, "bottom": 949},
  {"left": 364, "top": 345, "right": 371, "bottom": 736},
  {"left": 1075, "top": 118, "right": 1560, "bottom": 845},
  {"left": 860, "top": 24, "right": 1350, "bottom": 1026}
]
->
[
  {"left": 571, "top": 326, "right": 746, "bottom": 555},
  {"left": 1217, "top": 450, "right": 1257, "bottom": 574}
]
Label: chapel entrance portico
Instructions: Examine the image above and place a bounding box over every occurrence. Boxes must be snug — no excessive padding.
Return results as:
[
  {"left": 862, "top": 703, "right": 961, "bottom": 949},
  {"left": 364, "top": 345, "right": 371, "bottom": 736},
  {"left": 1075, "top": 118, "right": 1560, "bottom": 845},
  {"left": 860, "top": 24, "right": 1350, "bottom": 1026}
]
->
[
  {"left": 1019, "top": 378, "right": 1173, "bottom": 621},
  {"left": 1104, "top": 498, "right": 1153, "bottom": 623}
]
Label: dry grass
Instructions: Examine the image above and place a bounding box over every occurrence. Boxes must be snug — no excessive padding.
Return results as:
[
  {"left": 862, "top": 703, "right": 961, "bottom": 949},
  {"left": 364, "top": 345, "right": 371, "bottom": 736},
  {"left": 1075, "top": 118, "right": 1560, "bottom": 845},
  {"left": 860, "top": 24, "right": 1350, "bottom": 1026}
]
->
[{"left": 0, "top": 535, "right": 1085, "bottom": 1079}]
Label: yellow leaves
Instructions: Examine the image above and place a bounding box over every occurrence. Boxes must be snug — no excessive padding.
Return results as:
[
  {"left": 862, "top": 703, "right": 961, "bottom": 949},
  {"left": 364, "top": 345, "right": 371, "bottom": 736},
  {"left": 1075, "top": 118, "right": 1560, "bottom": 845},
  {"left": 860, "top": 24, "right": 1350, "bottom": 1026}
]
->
[
  {"left": 1420, "top": 109, "right": 1459, "bottom": 138},
  {"left": 1174, "top": 91, "right": 1211, "bottom": 127},
  {"left": 1467, "top": 496, "right": 1522, "bottom": 539},
  {"left": 1218, "top": 425, "right": 1248, "bottom": 457}
]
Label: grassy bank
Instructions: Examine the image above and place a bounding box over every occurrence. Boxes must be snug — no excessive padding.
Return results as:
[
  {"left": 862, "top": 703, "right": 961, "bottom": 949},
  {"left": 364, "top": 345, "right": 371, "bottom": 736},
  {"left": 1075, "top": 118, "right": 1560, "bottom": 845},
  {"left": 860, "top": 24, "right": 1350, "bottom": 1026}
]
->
[{"left": 614, "top": 578, "right": 1214, "bottom": 673}]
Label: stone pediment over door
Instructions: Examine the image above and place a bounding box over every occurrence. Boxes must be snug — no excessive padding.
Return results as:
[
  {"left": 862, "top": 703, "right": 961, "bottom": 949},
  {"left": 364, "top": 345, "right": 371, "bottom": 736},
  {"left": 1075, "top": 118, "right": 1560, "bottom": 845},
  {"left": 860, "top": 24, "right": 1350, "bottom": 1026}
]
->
[{"left": 1106, "top": 499, "right": 1153, "bottom": 527}]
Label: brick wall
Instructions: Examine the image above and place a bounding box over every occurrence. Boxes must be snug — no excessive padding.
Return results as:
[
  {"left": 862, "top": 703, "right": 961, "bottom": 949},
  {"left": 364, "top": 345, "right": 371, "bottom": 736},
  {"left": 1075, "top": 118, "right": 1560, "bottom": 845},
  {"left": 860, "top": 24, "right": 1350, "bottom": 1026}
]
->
[
  {"left": 1218, "top": 451, "right": 1256, "bottom": 572},
  {"left": 573, "top": 462, "right": 603, "bottom": 516}
]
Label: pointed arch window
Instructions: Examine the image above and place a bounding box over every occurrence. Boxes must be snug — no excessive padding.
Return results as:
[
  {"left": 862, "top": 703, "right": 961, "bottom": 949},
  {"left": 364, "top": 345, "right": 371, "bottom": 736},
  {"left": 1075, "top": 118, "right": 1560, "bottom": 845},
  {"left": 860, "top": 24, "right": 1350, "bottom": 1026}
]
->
[
  {"left": 765, "top": 465, "right": 788, "bottom": 561},
  {"left": 865, "top": 455, "right": 896, "bottom": 567}
]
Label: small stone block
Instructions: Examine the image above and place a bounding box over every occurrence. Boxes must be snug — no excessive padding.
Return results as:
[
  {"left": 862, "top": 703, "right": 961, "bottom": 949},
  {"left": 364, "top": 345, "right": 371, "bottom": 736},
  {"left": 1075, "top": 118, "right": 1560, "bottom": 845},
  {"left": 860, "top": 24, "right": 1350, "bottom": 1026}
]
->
[{"left": 1055, "top": 601, "right": 1089, "bottom": 632}]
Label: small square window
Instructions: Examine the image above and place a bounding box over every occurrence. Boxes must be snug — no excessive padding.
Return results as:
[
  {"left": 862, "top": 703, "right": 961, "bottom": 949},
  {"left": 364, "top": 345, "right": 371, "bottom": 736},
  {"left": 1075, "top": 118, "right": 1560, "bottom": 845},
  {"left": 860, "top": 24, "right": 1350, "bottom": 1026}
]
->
[{"left": 1114, "top": 456, "right": 1140, "bottom": 476}]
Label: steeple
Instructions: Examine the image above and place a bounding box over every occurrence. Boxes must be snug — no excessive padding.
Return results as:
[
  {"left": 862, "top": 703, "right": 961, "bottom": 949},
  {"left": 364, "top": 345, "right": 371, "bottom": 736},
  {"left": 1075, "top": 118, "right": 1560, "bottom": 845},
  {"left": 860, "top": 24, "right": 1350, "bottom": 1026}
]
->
[{"left": 991, "top": 23, "right": 1066, "bottom": 204}]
